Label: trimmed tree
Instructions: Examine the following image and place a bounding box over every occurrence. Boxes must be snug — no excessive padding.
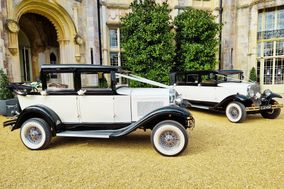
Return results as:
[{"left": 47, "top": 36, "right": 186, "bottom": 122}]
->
[
  {"left": 121, "top": 0, "right": 175, "bottom": 86},
  {"left": 174, "top": 8, "right": 220, "bottom": 71},
  {"left": 249, "top": 67, "right": 257, "bottom": 82}
]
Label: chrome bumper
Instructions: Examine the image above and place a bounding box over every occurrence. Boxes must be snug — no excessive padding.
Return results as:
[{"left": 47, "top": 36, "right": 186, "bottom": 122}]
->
[{"left": 245, "top": 103, "right": 283, "bottom": 112}]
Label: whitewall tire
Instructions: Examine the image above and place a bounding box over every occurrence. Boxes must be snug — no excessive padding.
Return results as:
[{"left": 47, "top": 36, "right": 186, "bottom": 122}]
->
[
  {"left": 151, "top": 120, "right": 188, "bottom": 156},
  {"left": 226, "top": 102, "right": 247, "bottom": 123},
  {"left": 20, "top": 118, "right": 52, "bottom": 150}
]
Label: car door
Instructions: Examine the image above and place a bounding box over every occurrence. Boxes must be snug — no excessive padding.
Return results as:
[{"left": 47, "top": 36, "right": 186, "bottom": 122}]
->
[
  {"left": 78, "top": 71, "right": 115, "bottom": 123},
  {"left": 175, "top": 73, "right": 218, "bottom": 104},
  {"left": 39, "top": 72, "right": 79, "bottom": 123}
]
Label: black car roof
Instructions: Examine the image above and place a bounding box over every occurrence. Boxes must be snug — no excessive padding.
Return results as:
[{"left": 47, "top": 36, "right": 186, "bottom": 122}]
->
[
  {"left": 218, "top": 69, "right": 243, "bottom": 75},
  {"left": 41, "top": 64, "right": 120, "bottom": 72},
  {"left": 172, "top": 69, "right": 243, "bottom": 75},
  {"left": 171, "top": 70, "right": 218, "bottom": 75}
]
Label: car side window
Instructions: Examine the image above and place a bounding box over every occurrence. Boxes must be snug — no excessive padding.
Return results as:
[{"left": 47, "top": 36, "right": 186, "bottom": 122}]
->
[
  {"left": 175, "top": 74, "right": 186, "bottom": 85},
  {"left": 186, "top": 74, "right": 199, "bottom": 85},
  {"left": 46, "top": 72, "right": 74, "bottom": 91},
  {"left": 81, "top": 72, "right": 111, "bottom": 90},
  {"left": 201, "top": 73, "right": 217, "bottom": 86}
]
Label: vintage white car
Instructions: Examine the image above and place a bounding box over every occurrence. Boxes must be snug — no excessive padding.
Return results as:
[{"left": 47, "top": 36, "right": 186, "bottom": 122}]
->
[
  {"left": 4, "top": 64, "right": 195, "bottom": 156},
  {"left": 170, "top": 70, "right": 283, "bottom": 123}
]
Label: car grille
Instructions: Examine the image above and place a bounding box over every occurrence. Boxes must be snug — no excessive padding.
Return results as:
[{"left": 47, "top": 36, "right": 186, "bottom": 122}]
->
[{"left": 137, "top": 101, "right": 164, "bottom": 117}]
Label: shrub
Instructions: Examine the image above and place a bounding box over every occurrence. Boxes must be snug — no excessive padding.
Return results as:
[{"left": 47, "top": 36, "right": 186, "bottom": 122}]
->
[
  {"left": 174, "top": 8, "right": 221, "bottom": 71},
  {"left": 0, "top": 69, "right": 14, "bottom": 100},
  {"left": 121, "top": 0, "right": 175, "bottom": 86}
]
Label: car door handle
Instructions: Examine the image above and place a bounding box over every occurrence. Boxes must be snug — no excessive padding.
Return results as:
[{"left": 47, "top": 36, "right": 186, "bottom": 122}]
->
[{"left": 77, "top": 89, "right": 86, "bottom": 96}]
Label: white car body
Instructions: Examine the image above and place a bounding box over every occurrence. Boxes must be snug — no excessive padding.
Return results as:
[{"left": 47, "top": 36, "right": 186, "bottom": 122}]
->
[
  {"left": 6, "top": 64, "right": 194, "bottom": 156},
  {"left": 18, "top": 87, "right": 171, "bottom": 123},
  {"left": 175, "top": 82, "right": 251, "bottom": 103},
  {"left": 170, "top": 70, "right": 283, "bottom": 123}
]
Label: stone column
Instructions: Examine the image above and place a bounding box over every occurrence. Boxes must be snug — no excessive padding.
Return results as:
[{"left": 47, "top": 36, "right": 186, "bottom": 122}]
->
[
  {"left": 0, "top": 1, "right": 4, "bottom": 70},
  {"left": 83, "top": 0, "right": 100, "bottom": 65},
  {"left": 101, "top": 3, "right": 108, "bottom": 65},
  {"left": 59, "top": 40, "right": 75, "bottom": 64}
]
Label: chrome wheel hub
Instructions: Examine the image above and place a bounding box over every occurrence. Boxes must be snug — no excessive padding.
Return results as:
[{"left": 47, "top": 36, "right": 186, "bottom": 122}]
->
[
  {"left": 26, "top": 127, "right": 42, "bottom": 144},
  {"left": 160, "top": 131, "right": 179, "bottom": 148},
  {"left": 230, "top": 107, "right": 239, "bottom": 119}
]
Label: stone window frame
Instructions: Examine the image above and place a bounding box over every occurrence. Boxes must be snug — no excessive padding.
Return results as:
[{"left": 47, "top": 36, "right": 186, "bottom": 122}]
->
[
  {"left": 107, "top": 26, "right": 127, "bottom": 85},
  {"left": 257, "top": 7, "right": 284, "bottom": 86},
  {"left": 108, "top": 26, "right": 124, "bottom": 67}
]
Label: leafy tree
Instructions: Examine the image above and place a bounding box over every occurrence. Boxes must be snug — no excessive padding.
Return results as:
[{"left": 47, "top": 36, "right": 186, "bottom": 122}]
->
[
  {"left": 0, "top": 69, "right": 13, "bottom": 100},
  {"left": 121, "top": 0, "right": 175, "bottom": 86},
  {"left": 249, "top": 67, "right": 257, "bottom": 82},
  {"left": 174, "top": 8, "right": 220, "bottom": 71}
]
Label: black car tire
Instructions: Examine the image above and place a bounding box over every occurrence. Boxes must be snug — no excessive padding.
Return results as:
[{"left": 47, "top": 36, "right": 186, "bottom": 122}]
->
[
  {"left": 260, "top": 100, "right": 281, "bottom": 119},
  {"left": 151, "top": 120, "right": 188, "bottom": 156},
  {"left": 225, "top": 101, "right": 247, "bottom": 123},
  {"left": 20, "top": 118, "right": 52, "bottom": 150}
]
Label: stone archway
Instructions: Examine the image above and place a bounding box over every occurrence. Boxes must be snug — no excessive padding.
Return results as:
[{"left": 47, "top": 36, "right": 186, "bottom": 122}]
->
[
  {"left": 15, "top": 0, "right": 80, "bottom": 63},
  {"left": 18, "top": 13, "right": 59, "bottom": 81},
  {"left": 7, "top": 0, "right": 82, "bottom": 81}
]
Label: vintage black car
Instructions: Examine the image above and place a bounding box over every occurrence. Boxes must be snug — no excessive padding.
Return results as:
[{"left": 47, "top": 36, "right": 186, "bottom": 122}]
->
[
  {"left": 4, "top": 64, "right": 195, "bottom": 156},
  {"left": 170, "top": 70, "right": 283, "bottom": 123}
]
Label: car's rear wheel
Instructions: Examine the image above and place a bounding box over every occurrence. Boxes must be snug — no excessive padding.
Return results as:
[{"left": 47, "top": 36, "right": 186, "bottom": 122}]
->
[
  {"left": 151, "top": 120, "right": 188, "bottom": 156},
  {"left": 226, "top": 101, "right": 247, "bottom": 123},
  {"left": 260, "top": 100, "right": 281, "bottom": 119},
  {"left": 20, "top": 118, "right": 51, "bottom": 150}
]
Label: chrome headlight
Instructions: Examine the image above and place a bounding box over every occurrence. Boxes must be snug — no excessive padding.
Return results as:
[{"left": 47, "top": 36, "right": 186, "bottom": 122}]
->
[
  {"left": 247, "top": 84, "right": 261, "bottom": 99},
  {"left": 264, "top": 89, "right": 272, "bottom": 97},
  {"left": 175, "top": 95, "right": 183, "bottom": 105}
]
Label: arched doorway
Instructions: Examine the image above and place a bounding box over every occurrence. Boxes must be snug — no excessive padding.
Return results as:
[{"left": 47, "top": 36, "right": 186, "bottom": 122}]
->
[
  {"left": 5, "top": 0, "right": 81, "bottom": 82},
  {"left": 18, "top": 13, "right": 59, "bottom": 81}
]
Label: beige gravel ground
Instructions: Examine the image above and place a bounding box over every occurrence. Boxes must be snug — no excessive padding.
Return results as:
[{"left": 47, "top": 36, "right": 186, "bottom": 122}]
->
[{"left": 0, "top": 108, "right": 284, "bottom": 189}]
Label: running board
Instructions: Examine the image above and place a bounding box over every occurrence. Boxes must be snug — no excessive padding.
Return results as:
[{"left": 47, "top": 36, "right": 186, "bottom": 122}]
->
[
  {"left": 191, "top": 104, "right": 210, "bottom": 110},
  {"left": 56, "top": 130, "right": 114, "bottom": 138}
]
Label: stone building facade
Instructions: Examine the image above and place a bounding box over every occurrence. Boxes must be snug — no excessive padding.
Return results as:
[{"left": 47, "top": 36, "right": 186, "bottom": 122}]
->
[{"left": 0, "top": 0, "right": 284, "bottom": 93}]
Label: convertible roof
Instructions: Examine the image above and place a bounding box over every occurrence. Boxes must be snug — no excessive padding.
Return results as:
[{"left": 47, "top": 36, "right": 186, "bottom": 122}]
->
[
  {"left": 41, "top": 64, "right": 120, "bottom": 72},
  {"left": 218, "top": 69, "right": 243, "bottom": 75},
  {"left": 172, "top": 70, "right": 218, "bottom": 75}
]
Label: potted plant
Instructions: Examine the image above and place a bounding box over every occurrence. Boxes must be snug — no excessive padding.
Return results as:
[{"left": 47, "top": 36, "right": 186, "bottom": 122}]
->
[{"left": 0, "top": 69, "right": 18, "bottom": 116}]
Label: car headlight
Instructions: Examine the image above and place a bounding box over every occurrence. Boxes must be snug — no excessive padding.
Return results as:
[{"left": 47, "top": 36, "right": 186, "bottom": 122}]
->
[
  {"left": 248, "top": 89, "right": 255, "bottom": 97},
  {"left": 247, "top": 84, "right": 261, "bottom": 99},
  {"left": 256, "top": 92, "right": 261, "bottom": 99},
  {"left": 264, "top": 89, "right": 272, "bottom": 97},
  {"left": 175, "top": 95, "right": 183, "bottom": 105}
]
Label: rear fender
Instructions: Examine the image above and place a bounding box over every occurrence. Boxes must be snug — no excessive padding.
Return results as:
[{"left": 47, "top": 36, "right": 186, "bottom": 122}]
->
[{"left": 12, "top": 105, "right": 62, "bottom": 136}]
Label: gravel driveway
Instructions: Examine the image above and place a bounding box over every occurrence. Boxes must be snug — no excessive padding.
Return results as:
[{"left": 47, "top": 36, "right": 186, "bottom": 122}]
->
[{"left": 0, "top": 107, "right": 283, "bottom": 188}]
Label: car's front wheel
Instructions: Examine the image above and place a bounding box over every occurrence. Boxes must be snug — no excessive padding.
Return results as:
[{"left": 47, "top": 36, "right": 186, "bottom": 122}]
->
[
  {"left": 226, "top": 101, "right": 247, "bottom": 123},
  {"left": 20, "top": 118, "right": 52, "bottom": 150},
  {"left": 151, "top": 120, "right": 188, "bottom": 156},
  {"left": 260, "top": 100, "right": 281, "bottom": 119}
]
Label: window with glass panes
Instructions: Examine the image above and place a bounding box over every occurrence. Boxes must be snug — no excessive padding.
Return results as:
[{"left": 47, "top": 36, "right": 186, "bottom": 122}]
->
[
  {"left": 108, "top": 27, "right": 127, "bottom": 85},
  {"left": 109, "top": 27, "right": 124, "bottom": 67},
  {"left": 257, "top": 7, "right": 284, "bottom": 85}
]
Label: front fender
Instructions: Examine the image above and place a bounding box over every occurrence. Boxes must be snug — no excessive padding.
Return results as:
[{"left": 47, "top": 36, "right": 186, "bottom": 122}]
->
[
  {"left": 215, "top": 94, "right": 251, "bottom": 109},
  {"left": 110, "top": 105, "right": 192, "bottom": 138},
  {"left": 12, "top": 105, "right": 62, "bottom": 136},
  {"left": 269, "top": 92, "right": 282, "bottom": 99}
]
